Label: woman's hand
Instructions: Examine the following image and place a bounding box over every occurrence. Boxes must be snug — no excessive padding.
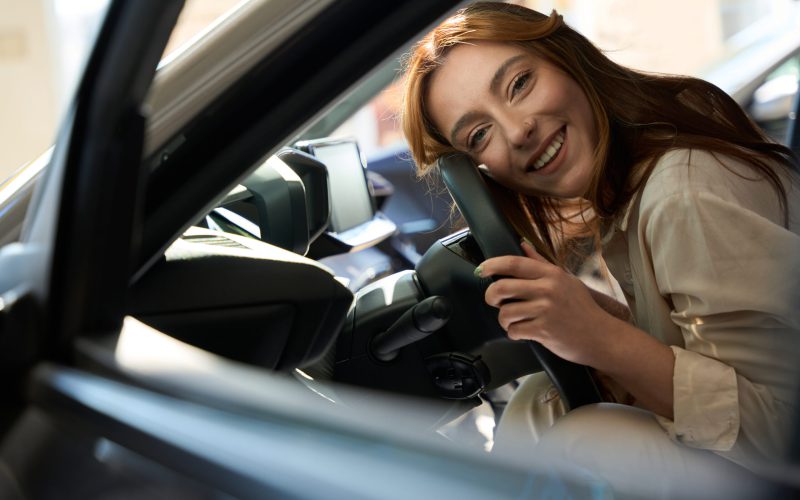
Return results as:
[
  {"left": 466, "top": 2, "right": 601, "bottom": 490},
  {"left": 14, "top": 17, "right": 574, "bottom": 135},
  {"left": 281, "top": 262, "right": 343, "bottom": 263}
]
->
[
  {"left": 477, "top": 241, "right": 616, "bottom": 367},
  {"left": 478, "top": 241, "right": 676, "bottom": 418}
]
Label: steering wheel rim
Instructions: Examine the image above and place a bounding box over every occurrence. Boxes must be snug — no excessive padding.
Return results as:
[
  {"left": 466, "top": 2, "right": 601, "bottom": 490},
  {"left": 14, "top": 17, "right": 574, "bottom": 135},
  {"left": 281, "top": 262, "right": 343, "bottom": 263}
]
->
[{"left": 438, "top": 153, "right": 602, "bottom": 411}]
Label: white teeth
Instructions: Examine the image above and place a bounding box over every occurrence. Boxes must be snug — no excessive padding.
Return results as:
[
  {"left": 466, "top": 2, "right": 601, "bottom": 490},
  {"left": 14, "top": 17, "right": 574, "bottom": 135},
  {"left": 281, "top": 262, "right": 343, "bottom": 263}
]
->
[{"left": 532, "top": 131, "right": 565, "bottom": 170}]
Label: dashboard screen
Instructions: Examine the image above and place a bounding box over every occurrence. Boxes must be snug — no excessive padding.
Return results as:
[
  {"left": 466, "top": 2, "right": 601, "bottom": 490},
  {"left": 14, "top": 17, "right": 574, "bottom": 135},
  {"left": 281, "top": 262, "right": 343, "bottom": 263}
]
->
[{"left": 310, "top": 140, "right": 374, "bottom": 232}]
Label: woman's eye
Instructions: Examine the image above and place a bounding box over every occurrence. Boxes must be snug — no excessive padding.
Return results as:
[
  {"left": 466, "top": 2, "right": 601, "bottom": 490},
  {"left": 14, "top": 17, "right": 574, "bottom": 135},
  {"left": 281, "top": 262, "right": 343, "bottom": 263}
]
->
[
  {"left": 511, "top": 72, "right": 531, "bottom": 98},
  {"left": 468, "top": 127, "right": 488, "bottom": 149}
]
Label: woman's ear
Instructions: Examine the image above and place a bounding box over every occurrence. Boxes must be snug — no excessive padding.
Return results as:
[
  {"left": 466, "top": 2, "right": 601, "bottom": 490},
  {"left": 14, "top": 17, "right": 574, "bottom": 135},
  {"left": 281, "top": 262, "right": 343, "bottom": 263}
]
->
[{"left": 477, "top": 163, "right": 494, "bottom": 178}]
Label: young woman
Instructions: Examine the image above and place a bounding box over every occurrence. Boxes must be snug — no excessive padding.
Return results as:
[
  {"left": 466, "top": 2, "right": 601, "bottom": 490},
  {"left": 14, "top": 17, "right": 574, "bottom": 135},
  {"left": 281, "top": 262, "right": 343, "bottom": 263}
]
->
[{"left": 401, "top": 1, "right": 799, "bottom": 489}]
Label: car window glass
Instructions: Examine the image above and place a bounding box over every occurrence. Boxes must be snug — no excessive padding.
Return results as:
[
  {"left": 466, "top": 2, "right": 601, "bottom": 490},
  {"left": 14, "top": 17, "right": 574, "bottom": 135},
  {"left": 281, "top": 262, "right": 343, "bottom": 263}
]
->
[
  {"left": 331, "top": 80, "right": 405, "bottom": 159},
  {"left": 752, "top": 52, "right": 800, "bottom": 141},
  {"left": 0, "top": 1, "right": 109, "bottom": 185}
]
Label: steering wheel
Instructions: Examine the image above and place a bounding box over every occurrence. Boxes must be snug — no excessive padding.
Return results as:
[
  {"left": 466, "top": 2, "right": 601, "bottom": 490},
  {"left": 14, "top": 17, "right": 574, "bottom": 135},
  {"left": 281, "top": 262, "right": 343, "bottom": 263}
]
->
[{"left": 438, "top": 153, "right": 602, "bottom": 411}]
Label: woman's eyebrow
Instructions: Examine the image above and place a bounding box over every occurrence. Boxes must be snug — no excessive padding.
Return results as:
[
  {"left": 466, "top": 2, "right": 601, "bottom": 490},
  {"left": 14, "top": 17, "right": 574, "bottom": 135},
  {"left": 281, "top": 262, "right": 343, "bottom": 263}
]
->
[
  {"left": 450, "top": 111, "right": 482, "bottom": 146},
  {"left": 489, "top": 54, "right": 527, "bottom": 95},
  {"left": 448, "top": 54, "right": 528, "bottom": 145}
]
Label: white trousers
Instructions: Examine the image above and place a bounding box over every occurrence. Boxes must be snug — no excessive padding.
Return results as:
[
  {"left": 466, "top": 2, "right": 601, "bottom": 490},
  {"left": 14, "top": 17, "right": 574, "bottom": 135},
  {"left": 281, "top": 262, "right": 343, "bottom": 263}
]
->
[{"left": 493, "top": 373, "right": 771, "bottom": 499}]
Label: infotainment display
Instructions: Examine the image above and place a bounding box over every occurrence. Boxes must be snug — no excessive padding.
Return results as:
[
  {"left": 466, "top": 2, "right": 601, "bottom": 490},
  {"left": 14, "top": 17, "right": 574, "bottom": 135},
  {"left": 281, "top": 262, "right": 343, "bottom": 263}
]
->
[{"left": 303, "top": 139, "right": 374, "bottom": 233}]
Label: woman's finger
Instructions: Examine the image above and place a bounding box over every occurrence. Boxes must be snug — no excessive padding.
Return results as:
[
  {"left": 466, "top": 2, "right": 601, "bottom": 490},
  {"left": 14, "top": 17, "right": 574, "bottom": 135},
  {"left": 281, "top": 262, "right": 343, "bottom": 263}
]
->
[
  {"left": 478, "top": 255, "right": 550, "bottom": 280},
  {"left": 497, "top": 299, "right": 544, "bottom": 330},
  {"left": 505, "top": 318, "right": 542, "bottom": 342},
  {"left": 485, "top": 278, "right": 551, "bottom": 307},
  {"left": 520, "top": 239, "right": 549, "bottom": 263}
]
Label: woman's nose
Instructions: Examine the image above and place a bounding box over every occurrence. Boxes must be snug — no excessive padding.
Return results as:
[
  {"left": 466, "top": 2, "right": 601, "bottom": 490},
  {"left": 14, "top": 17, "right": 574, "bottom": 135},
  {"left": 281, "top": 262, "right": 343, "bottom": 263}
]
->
[{"left": 507, "top": 117, "right": 535, "bottom": 149}]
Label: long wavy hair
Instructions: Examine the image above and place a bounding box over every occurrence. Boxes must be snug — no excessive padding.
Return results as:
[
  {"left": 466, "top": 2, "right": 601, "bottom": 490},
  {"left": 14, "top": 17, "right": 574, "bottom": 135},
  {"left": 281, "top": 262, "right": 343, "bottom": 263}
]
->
[{"left": 401, "top": 2, "right": 796, "bottom": 265}]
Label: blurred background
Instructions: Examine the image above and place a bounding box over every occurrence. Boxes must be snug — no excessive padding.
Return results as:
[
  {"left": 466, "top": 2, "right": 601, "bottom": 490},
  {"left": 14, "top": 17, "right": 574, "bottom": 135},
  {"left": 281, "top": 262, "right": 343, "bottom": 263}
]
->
[{"left": 1, "top": 0, "right": 799, "bottom": 183}]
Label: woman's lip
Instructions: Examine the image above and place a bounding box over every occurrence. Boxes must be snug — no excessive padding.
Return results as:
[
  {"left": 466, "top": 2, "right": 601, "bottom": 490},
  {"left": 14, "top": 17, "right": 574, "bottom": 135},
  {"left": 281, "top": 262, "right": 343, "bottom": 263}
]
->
[
  {"left": 528, "top": 126, "right": 567, "bottom": 176},
  {"left": 527, "top": 127, "right": 563, "bottom": 170}
]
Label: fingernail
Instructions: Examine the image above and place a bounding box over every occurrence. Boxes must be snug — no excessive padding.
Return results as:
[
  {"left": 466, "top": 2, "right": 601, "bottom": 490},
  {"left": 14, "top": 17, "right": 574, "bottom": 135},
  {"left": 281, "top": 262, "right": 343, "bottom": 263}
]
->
[
  {"left": 473, "top": 265, "right": 483, "bottom": 278},
  {"left": 521, "top": 237, "right": 533, "bottom": 248}
]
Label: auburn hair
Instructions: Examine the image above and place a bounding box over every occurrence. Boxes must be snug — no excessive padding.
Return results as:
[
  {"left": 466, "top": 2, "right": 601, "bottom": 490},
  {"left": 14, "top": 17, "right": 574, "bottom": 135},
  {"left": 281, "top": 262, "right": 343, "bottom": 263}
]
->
[{"left": 401, "top": 1, "right": 797, "bottom": 266}]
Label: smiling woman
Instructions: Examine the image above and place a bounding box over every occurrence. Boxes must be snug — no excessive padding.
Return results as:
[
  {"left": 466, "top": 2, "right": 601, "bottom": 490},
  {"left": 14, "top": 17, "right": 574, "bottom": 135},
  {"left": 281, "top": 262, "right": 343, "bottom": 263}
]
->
[
  {"left": 402, "top": 0, "right": 800, "bottom": 493},
  {"left": 425, "top": 41, "right": 598, "bottom": 199}
]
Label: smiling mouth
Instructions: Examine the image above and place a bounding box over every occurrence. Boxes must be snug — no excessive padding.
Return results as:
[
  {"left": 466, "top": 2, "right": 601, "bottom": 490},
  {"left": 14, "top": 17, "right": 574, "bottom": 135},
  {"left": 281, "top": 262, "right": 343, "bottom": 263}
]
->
[{"left": 528, "top": 127, "right": 566, "bottom": 172}]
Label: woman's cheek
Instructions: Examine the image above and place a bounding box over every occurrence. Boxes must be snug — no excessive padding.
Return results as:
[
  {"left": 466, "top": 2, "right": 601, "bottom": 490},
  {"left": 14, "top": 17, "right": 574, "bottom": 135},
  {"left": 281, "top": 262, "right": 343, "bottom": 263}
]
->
[
  {"left": 479, "top": 142, "right": 500, "bottom": 164},
  {"left": 481, "top": 150, "right": 510, "bottom": 182}
]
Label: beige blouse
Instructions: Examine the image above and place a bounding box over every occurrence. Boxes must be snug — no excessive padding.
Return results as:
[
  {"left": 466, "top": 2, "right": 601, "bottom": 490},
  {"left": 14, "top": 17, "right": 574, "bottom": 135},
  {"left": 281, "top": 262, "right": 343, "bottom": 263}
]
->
[{"left": 601, "top": 149, "right": 800, "bottom": 469}]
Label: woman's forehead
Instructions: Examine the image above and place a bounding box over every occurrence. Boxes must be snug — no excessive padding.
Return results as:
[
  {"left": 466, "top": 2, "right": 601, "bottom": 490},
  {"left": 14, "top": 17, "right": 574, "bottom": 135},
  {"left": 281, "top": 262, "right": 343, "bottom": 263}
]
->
[{"left": 425, "top": 42, "right": 536, "bottom": 138}]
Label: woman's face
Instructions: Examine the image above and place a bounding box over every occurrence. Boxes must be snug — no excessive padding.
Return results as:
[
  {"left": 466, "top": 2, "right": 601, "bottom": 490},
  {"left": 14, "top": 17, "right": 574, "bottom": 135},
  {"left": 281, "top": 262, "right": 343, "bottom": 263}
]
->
[{"left": 426, "top": 41, "right": 598, "bottom": 198}]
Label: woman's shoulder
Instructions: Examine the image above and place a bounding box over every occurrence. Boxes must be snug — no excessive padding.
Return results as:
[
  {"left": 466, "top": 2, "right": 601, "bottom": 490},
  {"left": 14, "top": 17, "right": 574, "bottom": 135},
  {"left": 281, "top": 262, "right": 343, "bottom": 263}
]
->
[
  {"left": 643, "top": 148, "right": 768, "bottom": 196},
  {"left": 638, "top": 148, "right": 796, "bottom": 227}
]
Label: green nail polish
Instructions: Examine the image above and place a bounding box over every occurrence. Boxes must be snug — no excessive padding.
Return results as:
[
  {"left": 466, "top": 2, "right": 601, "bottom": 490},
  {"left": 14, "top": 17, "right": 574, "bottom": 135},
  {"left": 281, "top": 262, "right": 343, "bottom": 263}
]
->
[{"left": 473, "top": 265, "right": 483, "bottom": 278}]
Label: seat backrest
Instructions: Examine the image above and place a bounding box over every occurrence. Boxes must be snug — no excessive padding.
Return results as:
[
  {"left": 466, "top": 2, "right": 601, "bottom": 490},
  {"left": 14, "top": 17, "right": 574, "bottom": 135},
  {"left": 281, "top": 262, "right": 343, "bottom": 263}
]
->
[{"left": 128, "top": 227, "right": 353, "bottom": 371}]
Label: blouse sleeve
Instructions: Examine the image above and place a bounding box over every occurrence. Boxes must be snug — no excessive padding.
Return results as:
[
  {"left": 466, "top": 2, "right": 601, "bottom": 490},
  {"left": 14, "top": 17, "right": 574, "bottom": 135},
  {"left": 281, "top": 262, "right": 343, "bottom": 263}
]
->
[{"left": 640, "top": 184, "right": 800, "bottom": 465}]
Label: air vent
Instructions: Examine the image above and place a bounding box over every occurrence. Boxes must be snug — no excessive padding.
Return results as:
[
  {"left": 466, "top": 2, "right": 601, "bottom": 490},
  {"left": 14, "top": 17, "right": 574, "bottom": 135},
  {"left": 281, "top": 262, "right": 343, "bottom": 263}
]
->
[{"left": 183, "top": 234, "right": 248, "bottom": 249}]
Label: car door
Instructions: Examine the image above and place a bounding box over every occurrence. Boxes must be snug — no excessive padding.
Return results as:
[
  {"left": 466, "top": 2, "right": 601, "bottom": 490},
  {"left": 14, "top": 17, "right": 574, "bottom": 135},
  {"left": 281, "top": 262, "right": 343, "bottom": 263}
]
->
[
  {"left": 0, "top": 0, "right": 183, "bottom": 406},
  {"left": 2, "top": 1, "right": 604, "bottom": 499}
]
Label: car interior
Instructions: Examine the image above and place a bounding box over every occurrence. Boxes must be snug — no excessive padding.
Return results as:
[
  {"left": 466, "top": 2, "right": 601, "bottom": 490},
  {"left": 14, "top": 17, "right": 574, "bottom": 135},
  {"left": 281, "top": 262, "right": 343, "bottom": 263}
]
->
[
  {"left": 8, "top": 2, "right": 574, "bottom": 497},
  {"left": 126, "top": 130, "right": 561, "bottom": 424},
  {"left": 106, "top": 0, "right": 601, "bottom": 432},
  {"left": 1, "top": 0, "right": 799, "bottom": 497}
]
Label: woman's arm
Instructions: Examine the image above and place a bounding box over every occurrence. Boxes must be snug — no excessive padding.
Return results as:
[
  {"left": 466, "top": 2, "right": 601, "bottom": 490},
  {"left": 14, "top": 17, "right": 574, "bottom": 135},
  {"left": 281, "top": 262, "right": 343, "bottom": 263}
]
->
[
  {"left": 635, "top": 168, "right": 800, "bottom": 461},
  {"left": 587, "top": 287, "right": 631, "bottom": 323},
  {"left": 585, "top": 287, "right": 645, "bottom": 405},
  {"left": 587, "top": 313, "right": 675, "bottom": 418}
]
